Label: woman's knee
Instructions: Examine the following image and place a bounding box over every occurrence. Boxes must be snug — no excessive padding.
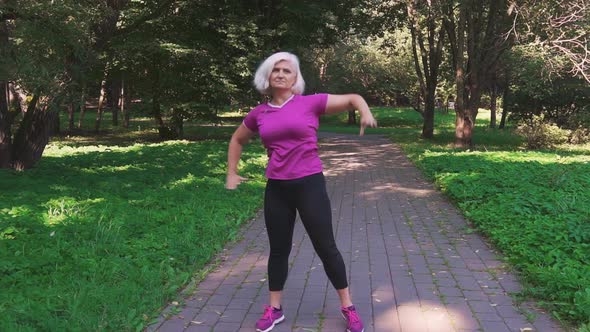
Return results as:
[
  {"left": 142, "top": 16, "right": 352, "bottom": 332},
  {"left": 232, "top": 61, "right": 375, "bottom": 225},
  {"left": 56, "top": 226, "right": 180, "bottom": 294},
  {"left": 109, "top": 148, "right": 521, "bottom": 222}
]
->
[{"left": 269, "top": 247, "right": 292, "bottom": 259}]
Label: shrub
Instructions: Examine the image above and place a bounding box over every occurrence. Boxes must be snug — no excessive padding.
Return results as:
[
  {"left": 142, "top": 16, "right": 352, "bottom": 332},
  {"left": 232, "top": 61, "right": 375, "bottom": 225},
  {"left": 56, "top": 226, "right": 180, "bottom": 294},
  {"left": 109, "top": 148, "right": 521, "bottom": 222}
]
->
[
  {"left": 569, "top": 127, "right": 590, "bottom": 144},
  {"left": 516, "top": 115, "right": 570, "bottom": 149}
]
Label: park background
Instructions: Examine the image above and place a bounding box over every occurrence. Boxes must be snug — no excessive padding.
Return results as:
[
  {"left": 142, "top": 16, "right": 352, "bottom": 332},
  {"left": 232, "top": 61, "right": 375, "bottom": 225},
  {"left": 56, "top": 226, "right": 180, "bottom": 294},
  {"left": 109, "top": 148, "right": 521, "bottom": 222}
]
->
[{"left": 0, "top": 1, "right": 589, "bottom": 331}]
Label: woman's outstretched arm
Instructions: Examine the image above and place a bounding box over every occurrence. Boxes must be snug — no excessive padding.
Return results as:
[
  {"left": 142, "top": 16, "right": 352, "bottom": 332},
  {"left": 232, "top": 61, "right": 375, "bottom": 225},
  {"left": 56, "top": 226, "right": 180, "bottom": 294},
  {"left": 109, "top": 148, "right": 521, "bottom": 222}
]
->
[{"left": 325, "top": 94, "right": 377, "bottom": 135}]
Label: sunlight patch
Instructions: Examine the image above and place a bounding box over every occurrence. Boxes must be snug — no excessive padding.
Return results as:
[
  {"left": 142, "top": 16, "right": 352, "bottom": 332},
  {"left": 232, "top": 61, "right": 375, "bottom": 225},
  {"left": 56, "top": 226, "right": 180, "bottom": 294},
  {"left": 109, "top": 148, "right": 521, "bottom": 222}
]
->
[{"left": 168, "top": 173, "right": 198, "bottom": 189}]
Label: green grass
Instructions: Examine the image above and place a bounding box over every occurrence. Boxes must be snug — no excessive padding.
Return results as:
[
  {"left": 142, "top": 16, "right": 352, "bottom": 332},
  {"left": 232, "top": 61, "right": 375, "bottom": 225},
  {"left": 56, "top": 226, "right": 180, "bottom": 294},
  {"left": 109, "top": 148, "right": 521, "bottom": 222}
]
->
[{"left": 0, "top": 139, "right": 267, "bottom": 331}]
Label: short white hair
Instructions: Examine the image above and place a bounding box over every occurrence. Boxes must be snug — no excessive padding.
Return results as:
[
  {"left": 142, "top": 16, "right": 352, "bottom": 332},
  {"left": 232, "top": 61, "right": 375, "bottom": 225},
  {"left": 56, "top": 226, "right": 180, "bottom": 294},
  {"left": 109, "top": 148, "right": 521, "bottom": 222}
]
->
[{"left": 253, "top": 52, "right": 305, "bottom": 95}]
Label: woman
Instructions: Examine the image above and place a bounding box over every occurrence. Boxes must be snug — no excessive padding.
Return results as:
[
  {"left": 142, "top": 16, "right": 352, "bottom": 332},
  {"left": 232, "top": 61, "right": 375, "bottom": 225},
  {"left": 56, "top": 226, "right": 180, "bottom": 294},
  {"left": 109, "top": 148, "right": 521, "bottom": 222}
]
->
[{"left": 226, "top": 51, "right": 376, "bottom": 332}]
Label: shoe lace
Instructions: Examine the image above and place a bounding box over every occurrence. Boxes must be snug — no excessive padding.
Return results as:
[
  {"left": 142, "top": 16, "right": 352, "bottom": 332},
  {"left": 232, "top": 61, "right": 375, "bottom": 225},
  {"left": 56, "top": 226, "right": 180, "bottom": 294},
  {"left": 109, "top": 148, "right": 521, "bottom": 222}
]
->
[
  {"left": 345, "top": 308, "right": 360, "bottom": 324},
  {"left": 262, "top": 305, "right": 274, "bottom": 321}
]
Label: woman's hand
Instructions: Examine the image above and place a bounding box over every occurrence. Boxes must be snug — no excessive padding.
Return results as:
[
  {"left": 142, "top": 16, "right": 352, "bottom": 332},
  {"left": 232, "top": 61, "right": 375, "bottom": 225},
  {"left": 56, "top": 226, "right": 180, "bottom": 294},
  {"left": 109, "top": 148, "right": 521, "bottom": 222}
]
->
[
  {"left": 226, "top": 173, "right": 248, "bottom": 190},
  {"left": 359, "top": 111, "right": 377, "bottom": 136}
]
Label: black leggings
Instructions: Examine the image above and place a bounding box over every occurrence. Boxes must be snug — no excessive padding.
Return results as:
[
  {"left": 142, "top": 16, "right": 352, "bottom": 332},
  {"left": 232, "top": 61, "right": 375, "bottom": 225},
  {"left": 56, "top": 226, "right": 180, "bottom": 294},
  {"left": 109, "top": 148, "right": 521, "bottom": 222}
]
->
[{"left": 264, "top": 172, "right": 348, "bottom": 291}]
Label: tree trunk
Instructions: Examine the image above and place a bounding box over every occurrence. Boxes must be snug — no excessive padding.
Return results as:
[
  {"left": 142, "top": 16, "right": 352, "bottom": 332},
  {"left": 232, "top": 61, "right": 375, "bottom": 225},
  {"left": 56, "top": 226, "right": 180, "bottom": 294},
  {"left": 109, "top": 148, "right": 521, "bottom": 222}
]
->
[
  {"left": 408, "top": 1, "right": 444, "bottom": 140},
  {"left": 68, "top": 102, "right": 75, "bottom": 131},
  {"left": 50, "top": 108, "right": 60, "bottom": 136},
  {"left": 422, "top": 80, "right": 438, "bottom": 139},
  {"left": 455, "top": 112, "right": 474, "bottom": 148},
  {"left": 121, "top": 76, "right": 130, "bottom": 128},
  {"left": 0, "top": 20, "right": 11, "bottom": 168},
  {"left": 499, "top": 84, "right": 509, "bottom": 129},
  {"left": 95, "top": 73, "right": 108, "bottom": 133},
  {"left": 347, "top": 110, "right": 356, "bottom": 125},
  {"left": 11, "top": 95, "right": 55, "bottom": 170},
  {"left": 109, "top": 76, "right": 120, "bottom": 126},
  {"left": 453, "top": 5, "right": 468, "bottom": 148},
  {"left": 422, "top": 85, "right": 436, "bottom": 139},
  {"left": 0, "top": 81, "right": 11, "bottom": 168},
  {"left": 490, "top": 84, "right": 497, "bottom": 128},
  {"left": 151, "top": 56, "right": 165, "bottom": 136},
  {"left": 78, "top": 84, "right": 86, "bottom": 129},
  {"left": 172, "top": 108, "right": 184, "bottom": 138}
]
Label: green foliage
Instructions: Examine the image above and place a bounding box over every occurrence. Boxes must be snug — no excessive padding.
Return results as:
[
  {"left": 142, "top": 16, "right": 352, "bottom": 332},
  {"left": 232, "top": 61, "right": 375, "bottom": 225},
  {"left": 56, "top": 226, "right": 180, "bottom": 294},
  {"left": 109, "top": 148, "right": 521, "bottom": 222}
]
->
[
  {"left": 0, "top": 140, "right": 267, "bottom": 331},
  {"left": 516, "top": 115, "right": 570, "bottom": 149},
  {"left": 569, "top": 127, "right": 590, "bottom": 145},
  {"left": 511, "top": 0, "right": 589, "bottom": 82},
  {"left": 505, "top": 46, "right": 590, "bottom": 128},
  {"left": 314, "top": 33, "right": 416, "bottom": 105}
]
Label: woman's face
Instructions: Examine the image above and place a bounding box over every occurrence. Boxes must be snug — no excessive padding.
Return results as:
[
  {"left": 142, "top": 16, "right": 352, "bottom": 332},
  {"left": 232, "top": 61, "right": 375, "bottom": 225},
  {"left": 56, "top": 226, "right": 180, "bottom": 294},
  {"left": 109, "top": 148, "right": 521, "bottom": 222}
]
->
[{"left": 269, "top": 60, "right": 296, "bottom": 91}]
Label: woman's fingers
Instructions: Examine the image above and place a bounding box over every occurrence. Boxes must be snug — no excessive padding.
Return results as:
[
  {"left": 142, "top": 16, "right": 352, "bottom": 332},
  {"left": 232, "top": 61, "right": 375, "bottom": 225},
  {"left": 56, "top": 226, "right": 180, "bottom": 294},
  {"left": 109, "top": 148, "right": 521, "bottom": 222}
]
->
[
  {"left": 225, "top": 175, "right": 248, "bottom": 190},
  {"left": 359, "top": 117, "right": 377, "bottom": 136}
]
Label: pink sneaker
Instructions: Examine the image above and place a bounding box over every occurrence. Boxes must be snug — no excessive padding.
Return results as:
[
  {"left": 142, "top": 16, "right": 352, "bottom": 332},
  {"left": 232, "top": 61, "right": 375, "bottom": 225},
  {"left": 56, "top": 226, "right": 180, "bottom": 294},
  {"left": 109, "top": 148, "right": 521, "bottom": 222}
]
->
[
  {"left": 255, "top": 305, "right": 285, "bottom": 332},
  {"left": 341, "top": 305, "right": 364, "bottom": 332}
]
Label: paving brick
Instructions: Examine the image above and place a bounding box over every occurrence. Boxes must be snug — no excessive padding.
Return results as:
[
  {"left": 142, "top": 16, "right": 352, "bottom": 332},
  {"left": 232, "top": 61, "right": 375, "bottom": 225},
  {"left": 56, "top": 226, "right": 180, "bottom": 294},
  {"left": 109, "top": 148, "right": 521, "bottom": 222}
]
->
[
  {"left": 157, "top": 319, "right": 187, "bottom": 332},
  {"left": 532, "top": 315, "right": 564, "bottom": 332},
  {"left": 217, "top": 309, "right": 248, "bottom": 323},
  {"left": 469, "top": 300, "right": 499, "bottom": 314},
  {"left": 207, "top": 322, "right": 240, "bottom": 332},
  {"left": 184, "top": 324, "right": 213, "bottom": 332},
  {"left": 397, "top": 305, "right": 430, "bottom": 332},
  {"left": 503, "top": 317, "right": 535, "bottom": 331},
  {"left": 150, "top": 135, "right": 562, "bottom": 332},
  {"left": 480, "top": 320, "right": 512, "bottom": 332}
]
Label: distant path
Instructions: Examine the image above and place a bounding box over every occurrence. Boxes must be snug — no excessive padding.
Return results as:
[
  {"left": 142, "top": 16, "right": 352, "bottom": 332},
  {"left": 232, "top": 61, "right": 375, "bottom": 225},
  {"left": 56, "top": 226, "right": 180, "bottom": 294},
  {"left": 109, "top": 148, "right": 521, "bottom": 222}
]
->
[{"left": 147, "top": 133, "right": 562, "bottom": 332}]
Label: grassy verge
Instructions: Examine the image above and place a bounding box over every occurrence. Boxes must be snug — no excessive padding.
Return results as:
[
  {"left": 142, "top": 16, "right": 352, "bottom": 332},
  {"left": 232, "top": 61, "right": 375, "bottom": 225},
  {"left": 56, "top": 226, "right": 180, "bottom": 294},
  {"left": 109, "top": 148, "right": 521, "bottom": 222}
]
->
[
  {"left": 407, "top": 143, "right": 590, "bottom": 328},
  {"left": 0, "top": 139, "right": 267, "bottom": 331},
  {"left": 321, "top": 107, "right": 590, "bottom": 329}
]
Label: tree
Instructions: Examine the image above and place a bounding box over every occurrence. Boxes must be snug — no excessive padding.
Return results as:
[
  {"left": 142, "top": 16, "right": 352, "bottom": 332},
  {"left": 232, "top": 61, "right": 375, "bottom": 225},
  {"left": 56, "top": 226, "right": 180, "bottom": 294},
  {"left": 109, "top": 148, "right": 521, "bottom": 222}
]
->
[
  {"left": 0, "top": 0, "right": 176, "bottom": 169},
  {"left": 319, "top": 36, "right": 414, "bottom": 105},
  {"left": 0, "top": 17, "right": 11, "bottom": 168},
  {"left": 509, "top": 0, "right": 589, "bottom": 83},
  {"left": 406, "top": 0, "right": 445, "bottom": 138},
  {"left": 504, "top": 45, "right": 590, "bottom": 128},
  {"left": 444, "top": 0, "right": 513, "bottom": 147},
  {"left": 0, "top": 1, "right": 98, "bottom": 170}
]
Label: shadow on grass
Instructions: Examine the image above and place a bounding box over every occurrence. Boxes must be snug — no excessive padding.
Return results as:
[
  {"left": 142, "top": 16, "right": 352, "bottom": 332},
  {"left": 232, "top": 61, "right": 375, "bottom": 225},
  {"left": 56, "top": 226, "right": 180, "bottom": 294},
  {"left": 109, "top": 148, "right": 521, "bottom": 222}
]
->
[{"left": 52, "top": 124, "right": 239, "bottom": 148}]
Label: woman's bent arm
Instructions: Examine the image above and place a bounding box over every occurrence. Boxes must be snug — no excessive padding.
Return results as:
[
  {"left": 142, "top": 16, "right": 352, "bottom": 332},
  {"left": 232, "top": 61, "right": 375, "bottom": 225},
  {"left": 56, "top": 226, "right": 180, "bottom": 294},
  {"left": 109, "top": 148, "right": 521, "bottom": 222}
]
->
[
  {"left": 226, "top": 124, "right": 255, "bottom": 189},
  {"left": 325, "top": 94, "right": 377, "bottom": 135}
]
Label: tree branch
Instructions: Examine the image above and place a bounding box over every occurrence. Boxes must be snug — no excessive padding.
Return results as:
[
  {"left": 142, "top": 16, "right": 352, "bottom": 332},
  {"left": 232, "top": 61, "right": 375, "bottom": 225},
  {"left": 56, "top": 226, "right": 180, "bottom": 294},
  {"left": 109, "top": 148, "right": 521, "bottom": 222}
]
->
[{"left": 113, "top": 0, "right": 178, "bottom": 37}]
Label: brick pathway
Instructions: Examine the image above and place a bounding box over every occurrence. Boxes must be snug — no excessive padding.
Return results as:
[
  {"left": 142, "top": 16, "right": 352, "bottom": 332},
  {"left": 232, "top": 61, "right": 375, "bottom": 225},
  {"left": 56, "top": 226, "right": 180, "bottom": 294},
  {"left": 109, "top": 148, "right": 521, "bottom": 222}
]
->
[{"left": 147, "top": 134, "right": 562, "bottom": 332}]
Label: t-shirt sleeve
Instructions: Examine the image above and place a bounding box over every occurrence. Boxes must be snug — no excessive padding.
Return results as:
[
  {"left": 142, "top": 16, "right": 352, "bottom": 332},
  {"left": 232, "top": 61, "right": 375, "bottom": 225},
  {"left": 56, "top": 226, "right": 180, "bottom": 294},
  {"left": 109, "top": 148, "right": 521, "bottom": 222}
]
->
[
  {"left": 242, "top": 108, "right": 259, "bottom": 132},
  {"left": 309, "top": 93, "right": 329, "bottom": 116}
]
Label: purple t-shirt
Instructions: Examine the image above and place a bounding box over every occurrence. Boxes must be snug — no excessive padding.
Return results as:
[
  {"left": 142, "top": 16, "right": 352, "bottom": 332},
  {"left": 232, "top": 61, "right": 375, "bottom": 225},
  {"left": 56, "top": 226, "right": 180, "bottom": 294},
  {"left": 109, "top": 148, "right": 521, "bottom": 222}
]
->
[{"left": 243, "top": 94, "right": 328, "bottom": 180}]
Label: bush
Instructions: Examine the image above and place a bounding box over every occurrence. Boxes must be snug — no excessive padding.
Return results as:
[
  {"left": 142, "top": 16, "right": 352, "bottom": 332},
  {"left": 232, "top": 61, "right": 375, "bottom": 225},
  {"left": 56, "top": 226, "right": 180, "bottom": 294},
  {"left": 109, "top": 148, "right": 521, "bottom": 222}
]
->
[
  {"left": 516, "top": 115, "right": 570, "bottom": 149},
  {"left": 569, "top": 127, "right": 590, "bottom": 144}
]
